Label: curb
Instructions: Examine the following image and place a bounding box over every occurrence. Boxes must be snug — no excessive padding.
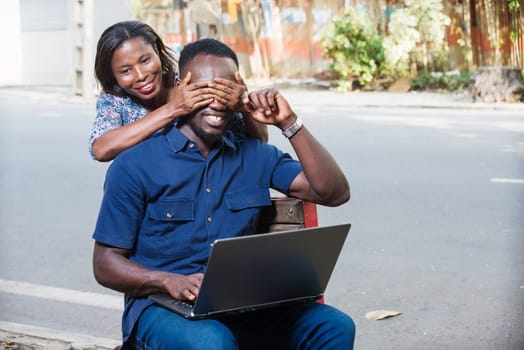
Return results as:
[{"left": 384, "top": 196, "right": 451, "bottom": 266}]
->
[{"left": 0, "top": 321, "right": 119, "bottom": 350}]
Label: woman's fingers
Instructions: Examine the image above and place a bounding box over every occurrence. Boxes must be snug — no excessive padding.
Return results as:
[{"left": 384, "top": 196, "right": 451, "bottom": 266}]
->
[{"left": 177, "top": 71, "right": 192, "bottom": 87}]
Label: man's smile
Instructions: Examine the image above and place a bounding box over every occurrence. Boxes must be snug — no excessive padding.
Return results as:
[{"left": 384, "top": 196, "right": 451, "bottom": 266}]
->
[{"left": 203, "top": 113, "right": 227, "bottom": 127}]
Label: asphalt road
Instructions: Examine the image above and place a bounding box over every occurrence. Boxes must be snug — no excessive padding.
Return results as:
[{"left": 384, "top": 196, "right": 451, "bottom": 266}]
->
[{"left": 0, "top": 88, "right": 523, "bottom": 349}]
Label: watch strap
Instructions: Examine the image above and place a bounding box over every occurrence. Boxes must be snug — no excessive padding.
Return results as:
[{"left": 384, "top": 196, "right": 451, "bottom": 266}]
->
[{"left": 282, "top": 118, "right": 303, "bottom": 138}]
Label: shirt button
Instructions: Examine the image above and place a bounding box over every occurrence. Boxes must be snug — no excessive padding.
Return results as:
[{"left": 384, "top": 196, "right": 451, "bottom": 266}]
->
[
  {"left": 189, "top": 143, "right": 195, "bottom": 148},
  {"left": 206, "top": 188, "right": 211, "bottom": 193},
  {"left": 166, "top": 213, "right": 173, "bottom": 218},
  {"left": 207, "top": 216, "right": 213, "bottom": 222}
]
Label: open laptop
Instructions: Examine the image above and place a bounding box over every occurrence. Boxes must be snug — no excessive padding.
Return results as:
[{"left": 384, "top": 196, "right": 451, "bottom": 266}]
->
[{"left": 149, "top": 223, "right": 351, "bottom": 319}]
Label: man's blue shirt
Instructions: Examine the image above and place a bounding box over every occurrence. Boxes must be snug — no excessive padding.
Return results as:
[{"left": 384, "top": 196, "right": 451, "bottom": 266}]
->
[{"left": 92, "top": 124, "right": 302, "bottom": 341}]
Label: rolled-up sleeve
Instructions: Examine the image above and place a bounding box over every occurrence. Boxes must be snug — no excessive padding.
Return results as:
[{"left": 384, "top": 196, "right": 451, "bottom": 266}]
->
[
  {"left": 92, "top": 157, "right": 145, "bottom": 249},
  {"left": 267, "top": 146, "right": 302, "bottom": 195}
]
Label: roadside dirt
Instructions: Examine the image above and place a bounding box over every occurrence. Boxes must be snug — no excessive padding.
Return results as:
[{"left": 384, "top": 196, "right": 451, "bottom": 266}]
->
[{"left": 0, "top": 330, "right": 111, "bottom": 350}]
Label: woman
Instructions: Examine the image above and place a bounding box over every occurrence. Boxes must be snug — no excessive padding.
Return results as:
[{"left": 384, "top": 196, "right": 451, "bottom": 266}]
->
[{"left": 89, "top": 20, "right": 267, "bottom": 161}]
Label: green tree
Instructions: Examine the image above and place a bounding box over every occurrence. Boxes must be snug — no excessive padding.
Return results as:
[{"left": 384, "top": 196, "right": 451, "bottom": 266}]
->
[{"left": 321, "top": 7, "right": 385, "bottom": 89}]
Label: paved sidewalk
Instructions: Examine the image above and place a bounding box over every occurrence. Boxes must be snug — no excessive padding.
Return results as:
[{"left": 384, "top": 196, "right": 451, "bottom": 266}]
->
[{"left": 1, "top": 83, "right": 523, "bottom": 110}]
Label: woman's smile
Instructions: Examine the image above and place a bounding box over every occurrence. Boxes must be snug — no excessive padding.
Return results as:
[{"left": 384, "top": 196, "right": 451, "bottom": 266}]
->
[
  {"left": 135, "top": 79, "right": 157, "bottom": 95},
  {"left": 111, "top": 37, "right": 163, "bottom": 103}
]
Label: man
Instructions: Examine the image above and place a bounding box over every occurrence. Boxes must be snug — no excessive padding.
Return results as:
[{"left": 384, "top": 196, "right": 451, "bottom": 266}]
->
[{"left": 92, "top": 38, "right": 355, "bottom": 350}]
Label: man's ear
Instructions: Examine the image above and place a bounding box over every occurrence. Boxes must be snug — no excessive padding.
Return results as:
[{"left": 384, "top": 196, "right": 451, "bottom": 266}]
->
[{"left": 176, "top": 71, "right": 191, "bottom": 86}]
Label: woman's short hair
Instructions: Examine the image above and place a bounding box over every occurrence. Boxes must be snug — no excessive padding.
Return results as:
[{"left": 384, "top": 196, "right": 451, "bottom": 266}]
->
[{"left": 94, "top": 20, "right": 177, "bottom": 96}]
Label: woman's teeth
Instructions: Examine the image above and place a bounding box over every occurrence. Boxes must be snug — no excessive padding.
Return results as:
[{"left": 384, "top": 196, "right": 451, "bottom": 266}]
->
[{"left": 139, "top": 83, "right": 153, "bottom": 92}]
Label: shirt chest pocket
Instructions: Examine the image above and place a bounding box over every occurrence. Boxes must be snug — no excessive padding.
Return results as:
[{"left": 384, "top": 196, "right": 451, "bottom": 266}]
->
[
  {"left": 145, "top": 199, "right": 195, "bottom": 259},
  {"left": 225, "top": 187, "right": 272, "bottom": 234},
  {"left": 148, "top": 199, "right": 195, "bottom": 222}
]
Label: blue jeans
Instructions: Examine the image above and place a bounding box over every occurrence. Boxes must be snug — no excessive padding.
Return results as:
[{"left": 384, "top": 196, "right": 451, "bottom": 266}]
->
[{"left": 130, "top": 302, "right": 355, "bottom": 350}]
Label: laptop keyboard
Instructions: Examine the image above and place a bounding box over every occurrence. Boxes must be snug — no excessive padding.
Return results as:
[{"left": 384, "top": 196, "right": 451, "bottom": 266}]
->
[{"left": 165, "top": 298, "right": 194, "bottom": 311}]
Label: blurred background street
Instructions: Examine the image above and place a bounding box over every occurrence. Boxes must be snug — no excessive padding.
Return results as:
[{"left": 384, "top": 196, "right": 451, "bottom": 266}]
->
[
  {"left": 1, "top": 0, "right": 524, "bottom": 349},
  {"left": 1, "top": 86, "right": 523, "bottom": 349}
]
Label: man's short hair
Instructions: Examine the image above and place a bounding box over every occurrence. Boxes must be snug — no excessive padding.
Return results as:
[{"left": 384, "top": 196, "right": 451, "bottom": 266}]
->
[{"left": 178, "top": 38, "right": 239, "bottom": 75}]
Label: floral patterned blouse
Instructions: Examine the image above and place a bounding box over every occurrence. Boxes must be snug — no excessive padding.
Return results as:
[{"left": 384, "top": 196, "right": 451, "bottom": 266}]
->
[{"left": 89, "top": 92, "right": 246, "bottom": 159}]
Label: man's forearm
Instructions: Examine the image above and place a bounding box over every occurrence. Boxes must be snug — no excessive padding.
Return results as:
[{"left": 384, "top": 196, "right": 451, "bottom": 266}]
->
[
  {"left": 93, "top": 242, "right": 168, "bottom": 297},
  {"left": 93, "top": 242, "right": 203, "bottom": 300},
  {"left": 243, "top": 88, "right": 349, "bottom": 206},
  {"left": 287, "top": 124, "right": 350, "bottom": 206}
]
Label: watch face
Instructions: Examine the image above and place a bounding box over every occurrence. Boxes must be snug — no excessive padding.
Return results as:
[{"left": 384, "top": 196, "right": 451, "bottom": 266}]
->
[{"left": 283, "top": 118, "right": 303, "bottom": 138}]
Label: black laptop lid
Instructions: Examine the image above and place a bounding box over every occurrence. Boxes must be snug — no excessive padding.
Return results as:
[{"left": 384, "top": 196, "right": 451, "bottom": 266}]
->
[{"left": 192, "top": 223, "right": 351, "bottom": 315}]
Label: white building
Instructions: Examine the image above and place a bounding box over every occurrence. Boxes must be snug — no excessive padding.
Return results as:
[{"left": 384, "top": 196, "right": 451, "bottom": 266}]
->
[{"left": 0, "top": 0, "right": 135, "bottom": 97}]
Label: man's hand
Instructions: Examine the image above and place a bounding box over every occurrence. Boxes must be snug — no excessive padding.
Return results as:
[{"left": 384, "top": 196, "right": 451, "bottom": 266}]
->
[
  {"left": 163, "top": 272, "right": 204, "bottom": 301},
  {"left": 243, "top": 88, "right": 297, "bottom": 130},
  {"left": 169, "top": 72, "right": 214, "bottom": 115},
  {"left": 209, "top": 72, "right": 248, "bottom": 112},
  {"left": 93, "top": 243, "right": 206, "bottom": 300}
]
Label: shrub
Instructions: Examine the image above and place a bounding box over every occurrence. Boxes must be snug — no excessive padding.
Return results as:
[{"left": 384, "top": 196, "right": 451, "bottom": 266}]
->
[
  {"left": 321, "top": 8, "right": 386, "bottom": 89},
  {"left": 411, "top": 71, "right": 472, "bottom": 92}
]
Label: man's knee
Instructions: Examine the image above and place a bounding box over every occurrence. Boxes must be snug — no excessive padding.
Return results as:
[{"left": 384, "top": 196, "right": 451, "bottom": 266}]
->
[
  {"left": 135, "top": 323, "right": 237, "bottom": 350},
  {"left": 134, "top": 306, "right": 238, "bottom": 350},
  {"left": 328, "top": 309, "right": 356, "bottom": 344},
  {"left": 187, "top": 322, "right": 238, "bottom": 350},
  {"left": 300, "top": 303, "right": 356, "bottom": 348}
]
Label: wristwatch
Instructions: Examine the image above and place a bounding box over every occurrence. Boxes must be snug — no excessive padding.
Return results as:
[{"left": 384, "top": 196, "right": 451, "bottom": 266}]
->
[{"left": 282, "top": 118, "right": 303, "bottom": 139}]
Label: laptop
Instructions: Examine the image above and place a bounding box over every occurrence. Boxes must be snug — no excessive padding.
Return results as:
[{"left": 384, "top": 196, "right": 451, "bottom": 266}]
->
[{"left": 149, "top": 223, "right": 351, "bottom": 319}]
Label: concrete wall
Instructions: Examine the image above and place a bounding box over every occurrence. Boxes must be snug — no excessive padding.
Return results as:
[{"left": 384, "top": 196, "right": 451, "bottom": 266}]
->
[
  {"left": 21, "top": 30, "right": 71, "bottom": 84},
  {"left": 92, "top": 0, "right": 136, "bottom": 55},
  {"left": 0, "top": 0, "right": 23, "bottom": 86},
  {"left": 19, "top": 0, "right": 71, "bottom": 85},
  {"left": 0, "top": 0, "right": 135, "bottom": 88},
  {"left": 76, "top": 0, "right": 135, "bottom": 96},
  {"left": 137, "top": 0, "right": 342, "bottom": 79}
]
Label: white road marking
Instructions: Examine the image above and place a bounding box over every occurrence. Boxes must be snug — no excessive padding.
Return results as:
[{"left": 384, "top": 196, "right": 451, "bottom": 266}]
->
[
  {"left": 0, "top": 278, "right": 123, "bottom": 310},
  {"left": 0, "top": 320, "right": 120, "bottom": 348},
  {"left": 490, "top": 178, "right": 524, "bottom": 184}
]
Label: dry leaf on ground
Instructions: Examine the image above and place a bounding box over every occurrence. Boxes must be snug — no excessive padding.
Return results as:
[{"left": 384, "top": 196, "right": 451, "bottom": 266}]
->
[{"left": 365, "top": 310, "right": 402, "bottom": 320}]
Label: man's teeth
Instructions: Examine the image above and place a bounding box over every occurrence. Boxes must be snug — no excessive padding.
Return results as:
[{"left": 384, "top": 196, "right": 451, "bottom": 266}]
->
[{"left": 207, "top": 116, "right": 223, "bottom": 122}]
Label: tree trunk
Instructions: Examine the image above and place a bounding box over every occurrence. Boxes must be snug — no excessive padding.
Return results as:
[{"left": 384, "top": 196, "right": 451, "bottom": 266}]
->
[{"left": 468, "top": 66, "right": 524, "bottom": 102}]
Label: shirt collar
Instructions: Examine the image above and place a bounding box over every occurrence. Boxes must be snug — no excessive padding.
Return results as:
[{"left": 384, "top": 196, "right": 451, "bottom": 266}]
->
[{"left": 165, "top": 124, "right": 237, "bottom": 153}]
